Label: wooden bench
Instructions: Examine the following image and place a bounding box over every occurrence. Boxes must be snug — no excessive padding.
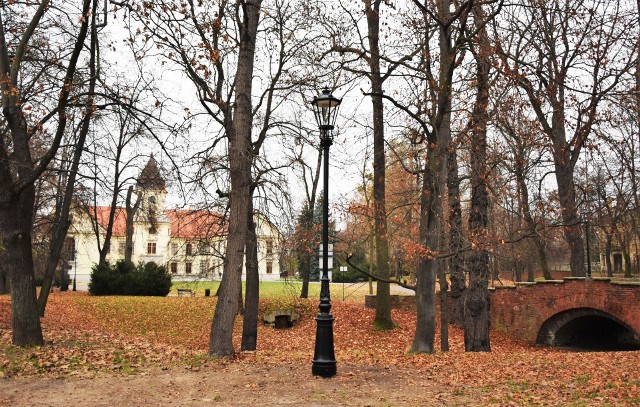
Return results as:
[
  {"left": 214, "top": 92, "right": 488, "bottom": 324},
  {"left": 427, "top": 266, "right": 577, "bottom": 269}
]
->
[{"left": 177, "top": 288, "right": 195, "bottom": 297}]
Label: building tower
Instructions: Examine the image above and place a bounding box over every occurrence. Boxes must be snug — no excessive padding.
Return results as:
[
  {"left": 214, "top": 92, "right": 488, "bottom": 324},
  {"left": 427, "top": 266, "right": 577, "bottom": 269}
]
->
[{"left": 135, "top": 156, "right": 171, "bottom": 263}]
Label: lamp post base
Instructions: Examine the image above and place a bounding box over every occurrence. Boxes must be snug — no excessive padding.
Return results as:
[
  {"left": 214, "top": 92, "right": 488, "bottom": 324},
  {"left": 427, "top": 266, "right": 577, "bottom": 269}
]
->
[
  {"left": 312, "top": 359, "right": 337, "bottom": 377},
  {"left": 312, "top": 312, "right": 336, "bottom": 378}
]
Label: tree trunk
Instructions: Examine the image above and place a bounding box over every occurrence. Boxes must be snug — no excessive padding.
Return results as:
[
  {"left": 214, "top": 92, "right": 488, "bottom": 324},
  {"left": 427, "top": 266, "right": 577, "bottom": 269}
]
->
[
  {"left": 554, "top": 156, "right": 585, "bottom": 277},
  {"left": 464, "top": 6, "right": 491, "bottom": 352},
  {"left": 1, "top": 191, "right": 43, "bottom": 346},
  {"left": 125, "top": 186, "right": 139, "bottom": 264},
  {"left": 38, "top": 2, "right": 99, "bottom": 314},
  {"left": 438, "top": 257, "right": 449, "bottom": 352},
  {"left": 209, "top": 0, "right": 262, "bottom": 357},
  {"left": 605, "top": 233, "right": 613, "bottom": 277},
  {"left": 411, "top": 0, "right": 457, "bottom": 353},
  {"left": 0, "top": 264, "right": 8, "bottom": 294},
  {"left": 516, "top": 160, "right": 552, "bottom": 281},
  {"left": 298, "top": 205, "right": 314, "bottom": 299},
  {"left": 299, "top": 252, "right": 311, "bottom": 299},
  {"left": 300, "top": 149, "right": 322, "bottom": 299},
  {"left": 241, "top": 200, "right": 259, "bottom": 351},
  {"left": 619, "top": 233, "right": 632, "bottom": 278},
  {"left": 364, "top": 0, "right": 393, "bottom": 330},
  {"left": 447, "top": 148, "right": 465, "bottom": 327},
  {"left": 368, "top": 222, "right": 375, "bottom": 295},
  {"left": 410, "top": 147, "right": 440, "bottom": 354},
  {"left": 526, "top": 261, "right": 534, "bottom": 283},
  {"left": 535, "top": 239, "right": 552, "bottom": 280},
  {"left": 0, "top": 0, "right": 92, "bottom": 346}
]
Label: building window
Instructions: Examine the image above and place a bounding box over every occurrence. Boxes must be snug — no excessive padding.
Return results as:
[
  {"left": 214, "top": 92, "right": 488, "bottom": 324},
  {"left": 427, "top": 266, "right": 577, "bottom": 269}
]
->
[
  {"left": 200, "top": 260, "right": 209, "bottom": 273},
  {"left": 64, "top": 237, "right": 75, "bottom": 261},
  {"left": 186, "top": 242, "right": 193, "bottom": 256},
  {"left": 266, "top": 261, "right": 273, "bottom": 274},
  {"left": 147, "top": 242, "right": 156, "bottom": 254},
  {"left": 149, "top": 195, "right": 156, "bottom": 204},
  {"left": 170, "top": 262, "right": 177, "bottom": 274},
  {"left": 171, "top": 243, "right": 178, "bottom": 255},
  {"left": 149, "top": 226, "right": 157, "bottom": 235},
  {"left": 266, "top": 240, "right": 273, "bottom": 255},
  {"left": 118, "top": 241, "right": 126, "bottom": 255},
  {"left": 199, "top": 242, "right": 210, "bottom": 254},
  {"left": 185, "top": 262, "right": 192, "bottom": 274}
]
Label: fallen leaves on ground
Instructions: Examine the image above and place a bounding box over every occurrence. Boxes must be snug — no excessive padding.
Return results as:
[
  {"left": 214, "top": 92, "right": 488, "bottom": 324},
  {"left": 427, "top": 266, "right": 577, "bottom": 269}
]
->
[{"left": 1, "top": 292, "right": 639, "bottom": 405}]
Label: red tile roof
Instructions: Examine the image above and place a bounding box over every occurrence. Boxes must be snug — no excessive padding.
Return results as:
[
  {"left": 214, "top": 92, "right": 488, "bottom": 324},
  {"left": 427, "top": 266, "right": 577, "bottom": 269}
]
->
[
  {"left": 91, "top": 206, "right": 127, "bottom": 236},
  {"left": 166, "top": 209, "right": 225, "bottom": 238},
  {"left": 89, "top": 206, "right": 225, "bottom": 239}
]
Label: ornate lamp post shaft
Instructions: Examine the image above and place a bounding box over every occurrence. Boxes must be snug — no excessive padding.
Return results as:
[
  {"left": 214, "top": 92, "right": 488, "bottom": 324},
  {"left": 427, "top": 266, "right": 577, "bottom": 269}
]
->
[{"left": 310, "top": 87, "right": 341, "bottom": 378}]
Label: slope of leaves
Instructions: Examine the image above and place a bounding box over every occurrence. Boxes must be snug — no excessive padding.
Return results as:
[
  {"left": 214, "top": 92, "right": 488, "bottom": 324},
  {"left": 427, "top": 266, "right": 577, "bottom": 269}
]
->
[{"left": 1, "top": 292, "right": 639, "bottom": 405}]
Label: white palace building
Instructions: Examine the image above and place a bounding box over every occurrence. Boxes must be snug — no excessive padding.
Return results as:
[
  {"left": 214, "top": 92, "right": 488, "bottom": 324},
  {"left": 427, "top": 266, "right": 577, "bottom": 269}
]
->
[{"left": 65, "top": 157, "right": 281, "bottom": 287}]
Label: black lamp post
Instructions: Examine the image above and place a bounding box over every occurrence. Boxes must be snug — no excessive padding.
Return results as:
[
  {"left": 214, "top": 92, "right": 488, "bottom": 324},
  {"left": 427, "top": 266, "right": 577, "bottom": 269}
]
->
[{"left": 310, "top": 87, "right": 342, "bottom": 378}]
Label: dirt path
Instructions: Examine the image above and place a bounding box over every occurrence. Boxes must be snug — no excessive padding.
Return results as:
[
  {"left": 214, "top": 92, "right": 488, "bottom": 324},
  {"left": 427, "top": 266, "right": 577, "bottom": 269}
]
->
[{"left": 0, "top": 363, "right": 458, "bottom": 407}]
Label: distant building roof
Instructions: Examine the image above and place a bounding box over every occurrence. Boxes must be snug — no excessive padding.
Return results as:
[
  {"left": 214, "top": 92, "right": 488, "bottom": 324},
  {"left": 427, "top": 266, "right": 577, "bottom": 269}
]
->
[
  {"left": 166, "top": 209, "right": 225, "bottom": 239},
  {"left": 88, "top": 206, "right": 225, "bottom": 239},
  {"left": 137, "top": 156, "right": 166, "bottom": 190},
  {"left": 90, "top": 206, "right": 127, "bottom": 236}
]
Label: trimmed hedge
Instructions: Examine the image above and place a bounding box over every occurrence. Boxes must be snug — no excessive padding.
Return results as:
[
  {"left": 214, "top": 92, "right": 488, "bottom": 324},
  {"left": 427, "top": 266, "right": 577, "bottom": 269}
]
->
[{"left": 89, "top": 260, "right": 172, "bottom": 296}]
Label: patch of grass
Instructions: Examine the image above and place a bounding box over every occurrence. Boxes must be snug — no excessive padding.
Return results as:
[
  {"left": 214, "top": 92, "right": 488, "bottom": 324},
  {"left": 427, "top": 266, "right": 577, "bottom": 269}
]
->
[
  {"left": 506, "top": 380, "right": 529, "bottom": 392},
  {"left": 582, "top": 390, "right": 601, "bottom": 400},
  {"left": 28, "top": 354, "right": 42, "bottom": 372},
  {"left": 312, "top": 391, "right": 327, "bottom": 401},
  {"left": 112, "top": 351, "right": 142, "bottom": 375},
  {"left": 0, "top": 346, "right": 28, "bottom": 376},
  {"left": 171, "top": 280, "right": 377, "bottom": 301},
  {"left": 575, "top": 374, "right": 590, "bottom": 384},
  {"left": 336, "top": 390, "right": 349, "bottom": 399},
  {"left": 186, "top": 352, "right": 209, "bottom": 368}
]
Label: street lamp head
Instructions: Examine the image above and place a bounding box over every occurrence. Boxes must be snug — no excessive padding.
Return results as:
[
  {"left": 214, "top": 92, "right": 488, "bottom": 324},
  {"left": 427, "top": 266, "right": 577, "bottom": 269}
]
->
[{"left": 311, "top": 87, "right": 342, "bottom": 138}]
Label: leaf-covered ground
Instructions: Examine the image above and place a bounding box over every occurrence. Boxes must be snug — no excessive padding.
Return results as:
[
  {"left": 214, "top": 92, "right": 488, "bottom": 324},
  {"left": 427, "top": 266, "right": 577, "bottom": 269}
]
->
[{"left": 1, "top": 291, "right": 639, "bottom": 406}]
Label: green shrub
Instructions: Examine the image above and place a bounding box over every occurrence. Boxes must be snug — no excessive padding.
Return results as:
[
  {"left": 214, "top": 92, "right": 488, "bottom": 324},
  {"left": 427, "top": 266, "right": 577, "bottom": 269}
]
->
[
  {"left": 332, "top": 267, "right": 368, "bottom": 283},
  {"left": 89, "top": 260, "right": 171, "bottom": 296}
]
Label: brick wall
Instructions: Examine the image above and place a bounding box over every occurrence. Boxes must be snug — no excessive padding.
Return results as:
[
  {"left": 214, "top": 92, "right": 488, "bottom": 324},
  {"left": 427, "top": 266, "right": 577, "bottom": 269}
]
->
[{"left": 490, "top": 278, "right": 640, "bottom": 343}]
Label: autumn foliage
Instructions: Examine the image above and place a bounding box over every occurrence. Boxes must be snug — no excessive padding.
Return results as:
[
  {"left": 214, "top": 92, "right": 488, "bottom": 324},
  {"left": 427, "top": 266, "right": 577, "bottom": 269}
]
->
[{"left": 1, "top": 291, "right": 639, "bottom": 405}]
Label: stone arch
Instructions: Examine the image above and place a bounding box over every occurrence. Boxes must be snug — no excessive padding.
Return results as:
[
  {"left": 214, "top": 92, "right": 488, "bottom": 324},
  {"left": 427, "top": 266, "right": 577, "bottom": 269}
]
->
[{"left": 536, "top": 308, "right": 640, "bottom": 350}]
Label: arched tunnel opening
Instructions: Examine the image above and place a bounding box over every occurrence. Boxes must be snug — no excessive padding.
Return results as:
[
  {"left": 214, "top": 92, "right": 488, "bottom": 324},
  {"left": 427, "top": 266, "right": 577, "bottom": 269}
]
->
[{"left": 537, "top": 308, "right": 640, "bottom": 351}]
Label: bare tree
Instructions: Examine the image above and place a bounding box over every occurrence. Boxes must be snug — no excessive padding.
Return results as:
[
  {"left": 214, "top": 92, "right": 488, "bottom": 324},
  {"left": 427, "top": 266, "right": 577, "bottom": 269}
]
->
[
  {"left": 493, "top": 87, "right": 553, "bottom": 280},
  {"left": 495, "top": 0, "right": 636, "bottom": 276},
  {"left": 0, "top": 0, "right": 93, "bottom": 346},
  {"left": 37, "top": 0, "right": 101, "bottom": 315},
  {"left": 328, "top": 0, "right": 418, "bottom": 330}
]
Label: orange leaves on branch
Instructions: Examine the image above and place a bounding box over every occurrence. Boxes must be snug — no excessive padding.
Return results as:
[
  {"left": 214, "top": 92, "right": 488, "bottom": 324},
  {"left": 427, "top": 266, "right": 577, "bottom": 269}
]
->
[{"left": 404, "top": 242, "right": 438, "bottom": 260}]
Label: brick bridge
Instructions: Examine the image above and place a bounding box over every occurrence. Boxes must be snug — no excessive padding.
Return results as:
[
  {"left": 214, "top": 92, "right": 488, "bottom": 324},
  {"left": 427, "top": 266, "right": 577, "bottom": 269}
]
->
[{"left": 490, "top": 277, "right": 640, "bottom": 349}]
